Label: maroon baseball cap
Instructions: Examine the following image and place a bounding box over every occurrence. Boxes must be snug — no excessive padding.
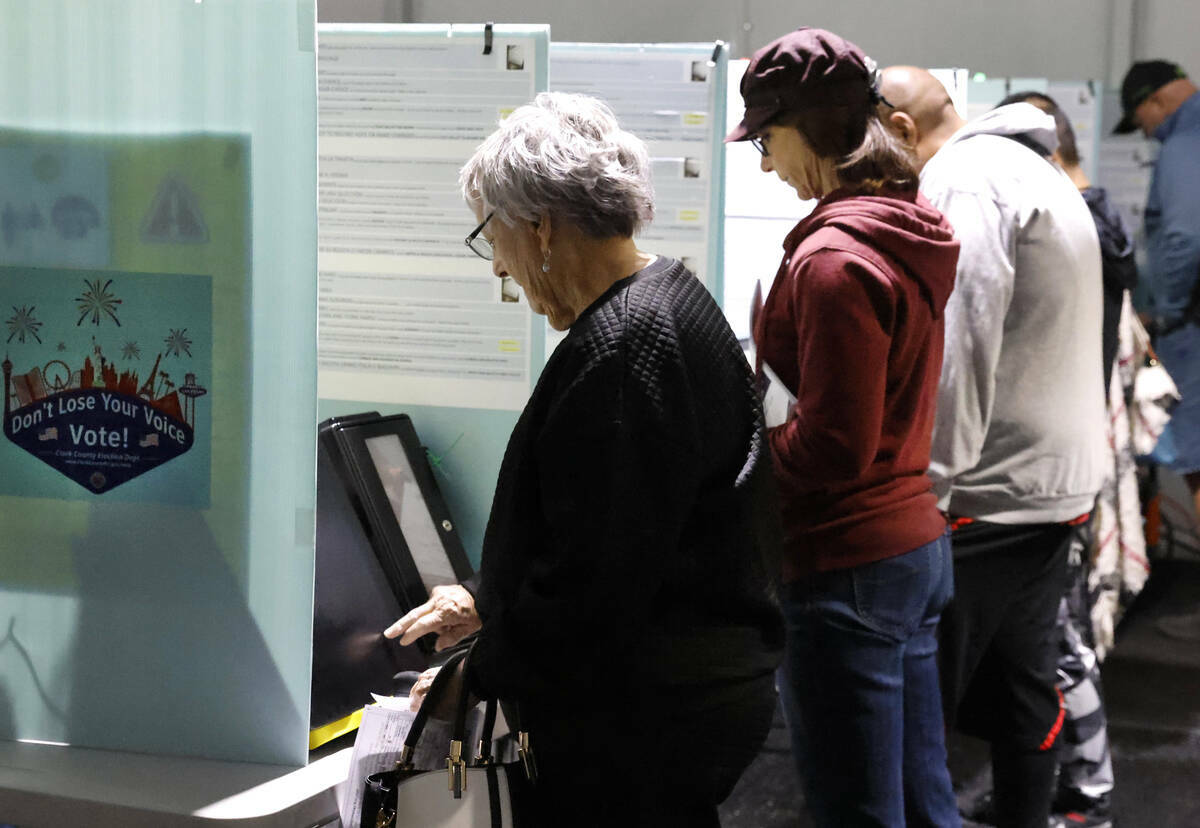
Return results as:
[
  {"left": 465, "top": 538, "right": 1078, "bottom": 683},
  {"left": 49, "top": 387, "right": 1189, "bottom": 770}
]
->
[{"left": 726, "top": 27, "right": 875, "bottom": 143}]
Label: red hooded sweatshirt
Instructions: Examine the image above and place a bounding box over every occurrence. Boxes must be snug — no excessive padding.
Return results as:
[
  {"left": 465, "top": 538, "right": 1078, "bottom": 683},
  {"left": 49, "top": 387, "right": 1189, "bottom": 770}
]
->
[{"left": 754, "top": 189, "right": 959, "bottom": 579}]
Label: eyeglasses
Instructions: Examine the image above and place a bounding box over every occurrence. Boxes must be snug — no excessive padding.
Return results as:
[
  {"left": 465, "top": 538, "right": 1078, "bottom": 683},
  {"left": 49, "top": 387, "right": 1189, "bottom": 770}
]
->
[
  {"left": 465, "top": 211, "right": 495, "bottom": 261},
  {"left": 750, "top": 134, "right": 769, "bottom": 157}
]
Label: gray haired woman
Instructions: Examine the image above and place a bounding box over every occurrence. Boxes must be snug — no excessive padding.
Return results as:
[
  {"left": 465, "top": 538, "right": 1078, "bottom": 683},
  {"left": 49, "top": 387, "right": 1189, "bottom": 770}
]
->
[{"left": 401, "top": 92, "right": 784, "bottom": 826}]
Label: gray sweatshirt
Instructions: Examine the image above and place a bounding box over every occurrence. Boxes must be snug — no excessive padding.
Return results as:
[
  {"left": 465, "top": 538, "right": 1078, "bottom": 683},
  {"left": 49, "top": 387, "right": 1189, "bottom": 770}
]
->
[{"left": 920, "top": 103, "right": 1106, "bottom": 523}]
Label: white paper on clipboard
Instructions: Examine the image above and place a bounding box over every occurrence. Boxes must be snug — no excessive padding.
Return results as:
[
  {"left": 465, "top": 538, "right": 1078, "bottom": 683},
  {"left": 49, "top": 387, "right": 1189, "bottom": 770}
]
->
[{"left": 761, "top": 360, "right": 796, "bottom": 429}]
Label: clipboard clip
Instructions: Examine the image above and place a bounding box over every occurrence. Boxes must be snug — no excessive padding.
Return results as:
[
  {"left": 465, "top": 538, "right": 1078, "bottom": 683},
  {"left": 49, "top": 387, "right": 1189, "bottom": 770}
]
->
[
  {"left": 708, "top": 40, "right": 725, "bottom": 67},
  {"left": 483, "top": 22, "right": 494, "bottom": 55}
]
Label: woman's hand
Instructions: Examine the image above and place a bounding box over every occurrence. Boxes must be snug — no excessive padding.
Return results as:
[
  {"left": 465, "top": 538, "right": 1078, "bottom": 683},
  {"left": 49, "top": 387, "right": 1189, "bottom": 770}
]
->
[
  {"left": 384, "top": 584, "right": 481, "bottom": 651},
  {"left": 408, "top": 659, "right": 470, "bottom": 718},
  {"left": 407, "top": 665, "right": 441, "bottom": 713}
]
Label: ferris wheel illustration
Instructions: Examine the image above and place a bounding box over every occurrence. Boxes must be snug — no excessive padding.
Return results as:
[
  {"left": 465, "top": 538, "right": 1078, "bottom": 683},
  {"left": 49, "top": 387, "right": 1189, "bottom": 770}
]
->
[{"left": 43, "top": 359, "right": 72, "bottom": 392}]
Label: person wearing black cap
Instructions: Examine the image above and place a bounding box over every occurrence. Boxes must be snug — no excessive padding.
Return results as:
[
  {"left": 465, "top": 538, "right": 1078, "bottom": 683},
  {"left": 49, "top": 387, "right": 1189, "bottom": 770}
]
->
[
  {"left": 728, "top": 27, "right": 961, "bottom": 828},
  {"left": 1114, "top": 60, "right": 1200, "bottom": 584},
  {"left": 1113, "top": 60, "right": 1195, "bottom": 138}
]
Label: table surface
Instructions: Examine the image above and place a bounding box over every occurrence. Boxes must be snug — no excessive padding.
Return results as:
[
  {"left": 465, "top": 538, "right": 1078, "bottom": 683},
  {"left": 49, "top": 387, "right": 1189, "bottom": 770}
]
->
[{"left": 0, "top": 740, "right": 351, "bottom": 827}]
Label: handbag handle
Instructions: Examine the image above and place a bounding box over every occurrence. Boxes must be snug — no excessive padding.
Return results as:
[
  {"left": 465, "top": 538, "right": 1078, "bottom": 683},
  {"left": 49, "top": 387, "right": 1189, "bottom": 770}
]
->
[
  {"left": 1129, "top": 309, "right": 1160, "bottom": 364},
  {"left": 393, "top": 642, "right": 491, "bottom": 798},
  {"left": 446, "top": 640, "right": 539, "bottom": 791},
  {"left": 394, "top": 640, "right": 536, "bottom": 796},
  {"left": 395, "top": 646, "right": 471, "bottom": 769},
  {"left": 474, "top": 694, "right": 498, "bottom": 764},
  {"left": 453, "top": 641, "right": 532, "bottom": 779},
  {"left": 469, "top": 697, "right": 536, "bottom": 780}
]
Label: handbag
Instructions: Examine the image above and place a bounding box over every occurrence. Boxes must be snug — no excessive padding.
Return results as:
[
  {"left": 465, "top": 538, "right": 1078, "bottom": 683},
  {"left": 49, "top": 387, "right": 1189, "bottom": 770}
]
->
[
  {"left": 1129, "top": 312, "right": 1181, "bottom": 458},
  {"left": 361, "top": 644, "right": 536, "bottom": 828}
]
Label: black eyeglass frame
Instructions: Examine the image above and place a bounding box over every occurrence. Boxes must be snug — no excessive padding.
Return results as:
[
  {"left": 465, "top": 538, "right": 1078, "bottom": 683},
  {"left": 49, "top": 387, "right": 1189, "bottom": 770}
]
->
[
  {"left": 749, "top": 134, "right": 769, "bottom": 157},
  {"left": 465, "top": 211, "right": 496, "bottom": 261}
]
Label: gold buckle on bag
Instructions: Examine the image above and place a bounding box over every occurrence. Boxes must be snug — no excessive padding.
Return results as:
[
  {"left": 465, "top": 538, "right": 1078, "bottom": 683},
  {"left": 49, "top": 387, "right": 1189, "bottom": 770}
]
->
[
  {"left": 518, "top": 730, "right": 538, "bottom": 783},
  {"left": 375, "top": 806, "right": 396, "bottom": 828},
  {"left": 447, "top": 739, "right": 467, "bottom": 798},
  {"left": 395, "top": 745, "right": 414, "bottom": 771}
]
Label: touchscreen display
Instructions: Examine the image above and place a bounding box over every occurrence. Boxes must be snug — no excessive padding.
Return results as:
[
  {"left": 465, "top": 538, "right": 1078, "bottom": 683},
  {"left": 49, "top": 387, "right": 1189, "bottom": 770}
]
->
[{"left": 365, "top": 434, "right": 457, "bottom": 594}]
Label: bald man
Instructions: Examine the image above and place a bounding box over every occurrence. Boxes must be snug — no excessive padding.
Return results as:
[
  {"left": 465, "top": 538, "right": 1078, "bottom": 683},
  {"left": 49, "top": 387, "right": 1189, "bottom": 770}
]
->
[
  {"left": 879, "top": 67, "right": 1108, "bottom": 828},
  {"left": 876, "top": 66, "right": 965, "bottom": 168}
]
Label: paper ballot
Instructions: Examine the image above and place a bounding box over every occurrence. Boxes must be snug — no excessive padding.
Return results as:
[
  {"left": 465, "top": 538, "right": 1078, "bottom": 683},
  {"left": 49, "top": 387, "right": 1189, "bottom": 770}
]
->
[
  {"left": 761, "top": 360, "right": 796, "bottom": 429},
  {"left": 337, "top": 699, "right": 484, "bottom": 828}
]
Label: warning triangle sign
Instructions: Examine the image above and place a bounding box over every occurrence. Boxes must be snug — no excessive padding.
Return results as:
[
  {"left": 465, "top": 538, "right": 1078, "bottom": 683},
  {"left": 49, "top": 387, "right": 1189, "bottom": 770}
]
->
[{"left": 140, "top": 175, "right": 209, "bottom": 244}]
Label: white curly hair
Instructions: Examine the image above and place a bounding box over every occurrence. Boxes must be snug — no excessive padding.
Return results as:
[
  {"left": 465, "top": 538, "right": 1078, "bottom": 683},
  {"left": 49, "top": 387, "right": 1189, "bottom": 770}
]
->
[{"left": 460, "top": 91, "right": 655, "bottom": 238}]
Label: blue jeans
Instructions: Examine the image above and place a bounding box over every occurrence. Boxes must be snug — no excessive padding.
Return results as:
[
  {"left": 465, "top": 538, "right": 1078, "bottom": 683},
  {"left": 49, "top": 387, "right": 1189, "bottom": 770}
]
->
[{"left": 780, "top": 532, "right": 961, "bottom": 828}]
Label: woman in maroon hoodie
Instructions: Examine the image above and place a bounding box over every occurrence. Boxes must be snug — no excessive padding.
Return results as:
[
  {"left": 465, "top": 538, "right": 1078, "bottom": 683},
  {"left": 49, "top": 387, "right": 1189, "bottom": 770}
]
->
[{"left": 727, "top": 28, "right": 962, "bottom": 827}]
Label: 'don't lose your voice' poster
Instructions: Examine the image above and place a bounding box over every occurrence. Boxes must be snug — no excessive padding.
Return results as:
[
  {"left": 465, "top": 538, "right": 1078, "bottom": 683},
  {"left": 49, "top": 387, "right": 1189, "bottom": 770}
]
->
[
  {"left": 0, "top": 134, "right": 240, "bottom": 510},
  {"left": 3, "top": 267, "right": 212, "bottom": 500}
]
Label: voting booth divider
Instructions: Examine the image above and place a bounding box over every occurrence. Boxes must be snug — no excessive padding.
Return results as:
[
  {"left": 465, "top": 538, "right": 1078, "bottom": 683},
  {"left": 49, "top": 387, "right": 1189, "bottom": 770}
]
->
[{"left": 0, "top": 0, "right": 319, "bottom": 769}]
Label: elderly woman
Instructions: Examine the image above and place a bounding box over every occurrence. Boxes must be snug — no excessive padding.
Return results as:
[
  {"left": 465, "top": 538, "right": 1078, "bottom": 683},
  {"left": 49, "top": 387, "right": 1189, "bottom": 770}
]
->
[
  {"left": 727, "top": 29, "right": 961, "bottom": 828},
  {"left": 389, "top": 92, "right": 783, "bottom": 826}
]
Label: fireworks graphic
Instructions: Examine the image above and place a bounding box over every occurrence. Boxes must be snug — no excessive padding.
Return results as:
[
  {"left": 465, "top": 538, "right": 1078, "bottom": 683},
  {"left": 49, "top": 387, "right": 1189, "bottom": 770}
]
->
[
  {"left": 56, "top": 341, "right": 67, "bottom": 352},
  {"left": 6, "top": 305, "right": 44, "bottom": 344},
  {"left": 121, "top": 341, "right": 141, "bottom": 361},
  {"left": 164, "top": 328, "right": 192, "bottom": 358},
  {"left": 75, "top": 278, "right": 122, "bottom": 327}
]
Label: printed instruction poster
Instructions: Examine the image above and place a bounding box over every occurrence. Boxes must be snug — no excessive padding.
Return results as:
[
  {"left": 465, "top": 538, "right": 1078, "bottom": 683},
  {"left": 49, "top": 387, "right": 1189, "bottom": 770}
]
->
[
  {"left": 552, "top": 45, "right": 724, "bottom": 292},
  {"left": 317, "top": 28, "right": 543, "bottom": 411}
]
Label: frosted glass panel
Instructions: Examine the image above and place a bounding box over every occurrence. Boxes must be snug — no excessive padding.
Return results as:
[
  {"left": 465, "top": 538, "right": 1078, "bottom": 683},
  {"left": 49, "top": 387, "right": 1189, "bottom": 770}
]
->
[{"left": 0, "top": 0, "right": 317, "bottom": 766}]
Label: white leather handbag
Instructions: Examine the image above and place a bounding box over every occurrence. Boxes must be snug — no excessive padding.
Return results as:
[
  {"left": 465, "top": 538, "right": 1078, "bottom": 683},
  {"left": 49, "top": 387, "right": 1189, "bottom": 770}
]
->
[
  {"left": 361, "top": 645, "right": 535, "bottom": 828},
  {"left": 1130, "top": 313, "right": 1181, "bottom": 458}
]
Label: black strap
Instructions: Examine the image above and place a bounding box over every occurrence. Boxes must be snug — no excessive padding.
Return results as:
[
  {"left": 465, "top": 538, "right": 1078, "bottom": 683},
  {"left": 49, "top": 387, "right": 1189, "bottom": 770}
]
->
[
  {"left": 487, "top": 764, "right": 503, "bottom": 828},
  {"left": 451, "top": 645, "right": 477, "bottom": 745},
  {"left": 405, "top": 640, "right": 503, "bottom": 767},
  {"left": 402, "top": 646, "right": 471, "bottom": 752}
]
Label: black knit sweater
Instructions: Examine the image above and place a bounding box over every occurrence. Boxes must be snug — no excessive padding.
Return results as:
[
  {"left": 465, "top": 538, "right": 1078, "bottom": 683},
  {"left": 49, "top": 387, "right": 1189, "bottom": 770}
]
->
[{"left": 467, "top": 257, "right": 783, "bottom": 708}]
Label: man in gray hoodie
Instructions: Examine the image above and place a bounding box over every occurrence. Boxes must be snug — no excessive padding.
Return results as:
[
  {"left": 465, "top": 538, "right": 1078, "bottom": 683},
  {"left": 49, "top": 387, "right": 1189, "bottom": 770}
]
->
[{"left": 880, "top": 67, "right": 1107, "bottom": 828}]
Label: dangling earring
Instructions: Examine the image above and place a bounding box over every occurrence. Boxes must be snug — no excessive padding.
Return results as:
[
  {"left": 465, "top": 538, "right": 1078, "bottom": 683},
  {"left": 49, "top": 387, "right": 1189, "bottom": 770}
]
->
[{"left": 542, "top": 249, "right": 551, "bottom": 273}]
